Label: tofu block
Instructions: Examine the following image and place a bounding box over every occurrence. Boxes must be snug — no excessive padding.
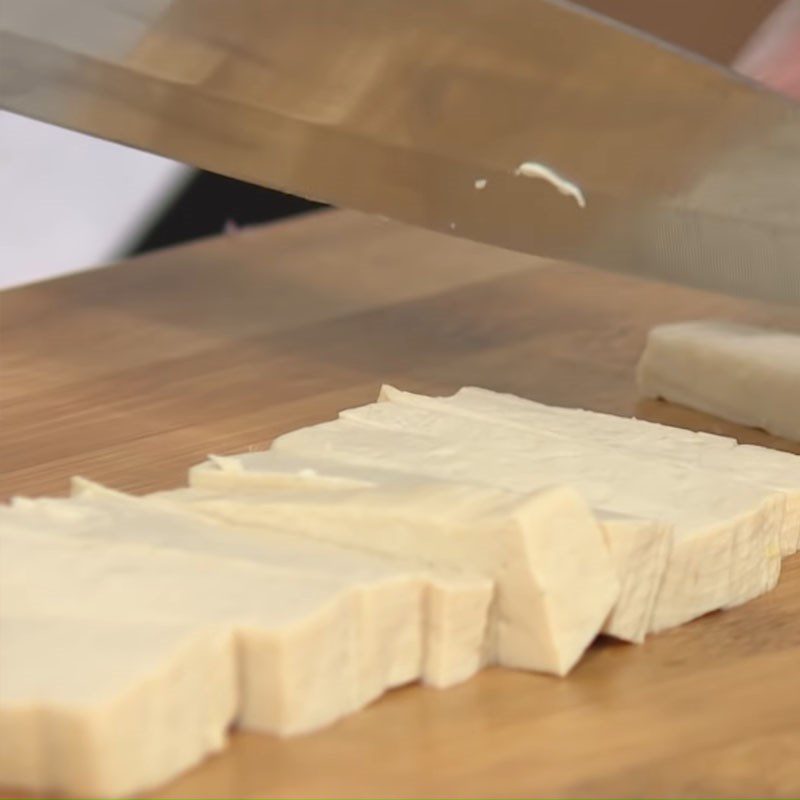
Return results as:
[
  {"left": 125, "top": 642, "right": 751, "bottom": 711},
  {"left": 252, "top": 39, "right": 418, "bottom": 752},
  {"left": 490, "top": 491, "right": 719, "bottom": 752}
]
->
[
  {"left": 381, "top": 385, "right": 800, "bottom": 557},
  {"left": 0, "top": 516, "right": 399, "bottom": 736},
  {"left": 190, "top": 451, "right": 414, "bottom": 492},
  {"left": 269, "top": 414, "right": 785, "bottom": 634},
  {"left": 672, "top": 444, "right": 800, "bottom": 557},
  {"left": 378, "top": 384, "right": 735, "bottom": 452},
  {"left": 305, "top": 405, "right": 677, "bottom": 641},
  {"left": 69, "top": 479, "right": 493, "bottom": 690},
  {"left": 1, "top": 487, "right": 492, "bottom": 795},
  {"left": 716, "top": 445, "right": 800, "bottom": 556},
  {"left": 594, "top": 511, "right": 672, "bottom": 641},
  {"left": 0, "top": 616, "right": 235, "bottom": 799},
  {"left": 192, "top": 451, "right": 662, "bottom": 645},
  {"left": 637, "top": 320, "right": 800, "bottom": 442},
  {"left": 153, "top": 480, "right": 619, "bottom": 676}
]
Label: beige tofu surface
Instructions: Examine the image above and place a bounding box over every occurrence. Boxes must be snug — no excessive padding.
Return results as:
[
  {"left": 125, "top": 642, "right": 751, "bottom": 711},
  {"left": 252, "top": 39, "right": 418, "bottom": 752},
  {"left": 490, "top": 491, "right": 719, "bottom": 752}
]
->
[
  {"left": 269, "top": 409, "right": 783, "bottom": 635},
  {"left": 404, "top": 385, "right": 799, "bottom": 557},
  {"left": 156, "top": 480, "right": 618, "bottom": 676},
  {"left": 1, "top": 488, "right": 492, "bottom": 795},
  {"left": 0, "top": 616, "right": 235, "bottom": 799}
]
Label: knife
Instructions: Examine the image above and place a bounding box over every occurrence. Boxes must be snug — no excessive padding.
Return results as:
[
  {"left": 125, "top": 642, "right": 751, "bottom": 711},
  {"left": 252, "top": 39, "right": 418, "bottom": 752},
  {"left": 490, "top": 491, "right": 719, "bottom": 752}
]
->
[{"left": 1, "top": 0, "right": 799, "bottom": 304}]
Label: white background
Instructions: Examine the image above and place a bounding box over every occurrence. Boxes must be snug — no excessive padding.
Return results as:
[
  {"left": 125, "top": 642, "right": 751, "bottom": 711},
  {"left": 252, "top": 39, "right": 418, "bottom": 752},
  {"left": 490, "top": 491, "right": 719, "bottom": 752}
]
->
[{"left": 0, "top": 111, "right": 190, "bottom": 290}]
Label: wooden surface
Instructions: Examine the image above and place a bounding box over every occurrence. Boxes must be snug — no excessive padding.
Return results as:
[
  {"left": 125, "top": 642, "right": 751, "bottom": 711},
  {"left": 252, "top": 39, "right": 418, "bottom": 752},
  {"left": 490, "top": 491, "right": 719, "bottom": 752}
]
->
[{"left": 2, "top": 209, "right": 800, "bottom": 798}]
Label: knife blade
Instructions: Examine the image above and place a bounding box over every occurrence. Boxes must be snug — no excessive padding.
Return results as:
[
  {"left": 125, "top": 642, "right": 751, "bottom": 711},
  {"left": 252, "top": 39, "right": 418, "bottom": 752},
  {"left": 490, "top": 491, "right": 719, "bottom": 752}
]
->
[{"left": 1, "top": 0, "right": 799, "bottom": 304}]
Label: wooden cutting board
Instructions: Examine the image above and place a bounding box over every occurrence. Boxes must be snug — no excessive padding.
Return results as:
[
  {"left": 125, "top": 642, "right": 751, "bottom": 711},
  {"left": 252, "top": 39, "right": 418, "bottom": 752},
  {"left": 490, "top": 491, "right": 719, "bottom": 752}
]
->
[{"left": 2, "top": 210, "right": 799, "bottom": 798}]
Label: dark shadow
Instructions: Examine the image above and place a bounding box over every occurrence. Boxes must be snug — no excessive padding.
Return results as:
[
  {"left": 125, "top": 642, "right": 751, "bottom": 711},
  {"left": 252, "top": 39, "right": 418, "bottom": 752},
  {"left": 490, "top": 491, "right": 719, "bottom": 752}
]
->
[{"left": 128, "top": 170, "right": 325, "bottom": 255}]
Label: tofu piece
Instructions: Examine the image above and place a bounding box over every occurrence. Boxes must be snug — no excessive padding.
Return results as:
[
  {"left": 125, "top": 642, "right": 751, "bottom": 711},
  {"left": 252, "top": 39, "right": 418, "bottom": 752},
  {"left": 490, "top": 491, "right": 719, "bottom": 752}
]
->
[
  {"left": 0, "top": 616, "right": 235, "bottom": 799},
  {"left": 637, "top": 320, "right": 800, "bottom": 442},
  {"left": 190, "top": 451, "right": 415, "bottom": 492},
  {"left": 378, "top": 384, "right": 736, "bottom": 452},
  {"left": 594, "top": 511, "right": 671, "bottom": 642},
  {"left": 153, "top": 480, "right": 618, "bottom": 676},
  {"left": 677, "top": 444, "right": 800, "bottom": 557},
  {"left": 2, "top": 487, "right": 487, "bottom": 795},
  {"left": 192, "top": 451, "right": 662, "bottom": 645},
  {"left": 0, "top": 517, "right": 398, "bottom": 737},
  {"left": 379, "top": 385, "right": 800, "bottom": 557},
  {"left": 270, "top": 415, "right": 784, "bottom": 635},
  {"left": 69, "top": 480, "right": 493, "bottom": 690},
  {"left": 716, "top": 445, "right": 800, "bottom": 556}
]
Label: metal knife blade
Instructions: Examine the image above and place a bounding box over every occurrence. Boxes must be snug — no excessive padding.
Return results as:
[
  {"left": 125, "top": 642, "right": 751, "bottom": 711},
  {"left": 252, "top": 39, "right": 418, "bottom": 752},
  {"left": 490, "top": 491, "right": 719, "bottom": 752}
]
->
[{"left": 1, "top": 0, "right": 799, "bottom": 304}]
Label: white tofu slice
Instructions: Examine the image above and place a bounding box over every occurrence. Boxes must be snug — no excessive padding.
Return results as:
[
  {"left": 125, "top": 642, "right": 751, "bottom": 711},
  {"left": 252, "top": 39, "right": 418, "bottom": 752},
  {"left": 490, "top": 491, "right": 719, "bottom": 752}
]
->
[
  {"left": 0, "top": 518, "right": 399, "bottom": 738},
  {"left": 379, "top": 385, "right": 800, "bottom": 556},
  {"left": 190, "top": 451, "right": 662, "bottom": 645},
  {"left": 637, "top": 320, "right": 800, "bottom": 442},
  {"left": 0, "top": 616, "right": 235, "bottom": 799},
  {"left": 2, "top": 487, "right": 490, "bottom": 798},
  {"left": 190, "top": 450, "right": 414, "bottom": 492},
  {"left": 593, "top": 511, "right": 671, "bottom": 642},
  {"left": 152, "top": 480, "right": 618, "bottom": 676},
  {"left": 682, "top": 444, "right": 800, "bottom": 557},
  {"left": 718, "top": 445, "right": 800, "bottom": 555},
  {"left": 270, "top": 416, "right": 785, "bottom": 634},
  {"left": 67, "top": 480, "right": 493, "bottom": 690},
  {"left": 378, "top": 384, "right": 735, "bottom": 451}
]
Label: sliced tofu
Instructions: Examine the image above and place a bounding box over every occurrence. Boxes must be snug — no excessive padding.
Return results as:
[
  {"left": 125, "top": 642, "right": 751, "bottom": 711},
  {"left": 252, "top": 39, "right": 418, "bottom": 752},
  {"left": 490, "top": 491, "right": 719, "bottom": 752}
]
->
[
  {"left": 379, "top": 385, "right": 800, "bottom": 556},
  {"left": 1, "top": 487, "right": 492, "bottom": 795},
  {"left": 716, "top": 446, "right": 800, "bottom": 556},
  {"left": 191, "top": 450, "right": 662, "bottom": 645},
  {"left": 0, "top": 616, "right": 235, "bottom": 799},
  {"left": 593, "top": 511, "right": 671, "bottom": 642},
  {"left": 68, "top": 480, "right": 493, "bottom": 690},
  {"left": 277, "top": 406, "right": 674, "bottom": 641},
  {"left": 190, "top": 451, "right": 413, "bottom": 492},
  {"left": 379, "top": 384, "right": 735, "bottom": 451},
  {"left": 152, "top": 479, "right": 618, "bottom": 676},
  {"left": 637, "top": 320, "right": 800, "bottom": 442},
  {"left": 269, "top": 414, "right": 784, "bottom": 634},
  {"left": 0, "top": 517, "right": 400, "bottom": 736}
]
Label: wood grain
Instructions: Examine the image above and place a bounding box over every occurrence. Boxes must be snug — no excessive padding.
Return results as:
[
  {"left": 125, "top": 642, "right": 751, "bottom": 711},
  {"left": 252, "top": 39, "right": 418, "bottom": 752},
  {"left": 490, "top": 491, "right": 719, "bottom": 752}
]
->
[{"left": 2, "top": 209, "right": 799, "bottom": 798}]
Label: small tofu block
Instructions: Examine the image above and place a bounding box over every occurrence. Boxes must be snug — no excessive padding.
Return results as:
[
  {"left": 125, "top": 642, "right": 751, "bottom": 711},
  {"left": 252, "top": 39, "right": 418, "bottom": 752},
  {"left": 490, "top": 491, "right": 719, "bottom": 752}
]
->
[{"left": 637, "top": 320, "right": 800, "bottom": 442}]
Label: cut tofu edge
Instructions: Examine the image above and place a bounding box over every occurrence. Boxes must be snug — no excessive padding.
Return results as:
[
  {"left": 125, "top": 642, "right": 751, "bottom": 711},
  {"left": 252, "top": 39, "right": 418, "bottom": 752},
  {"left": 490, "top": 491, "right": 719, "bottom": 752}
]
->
[
  {"left": 648, "top": 493, "right": 785, "bottom": 632},
  {"left": 595, "top": 512, "right": 672, "bottom": 643},
  {"left": 0, "top": 616, "right": 237, "bottom": 799},
  {"left": 507, "top": 486, "right": 620, "bottom": 673}
]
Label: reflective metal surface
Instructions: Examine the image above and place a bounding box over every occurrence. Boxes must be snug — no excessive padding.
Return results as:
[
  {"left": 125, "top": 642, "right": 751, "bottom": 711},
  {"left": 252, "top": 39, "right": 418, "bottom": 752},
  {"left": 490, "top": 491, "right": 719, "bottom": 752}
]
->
[{"left": 1, "top": 0, "right": 799, "bottom": 303}]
